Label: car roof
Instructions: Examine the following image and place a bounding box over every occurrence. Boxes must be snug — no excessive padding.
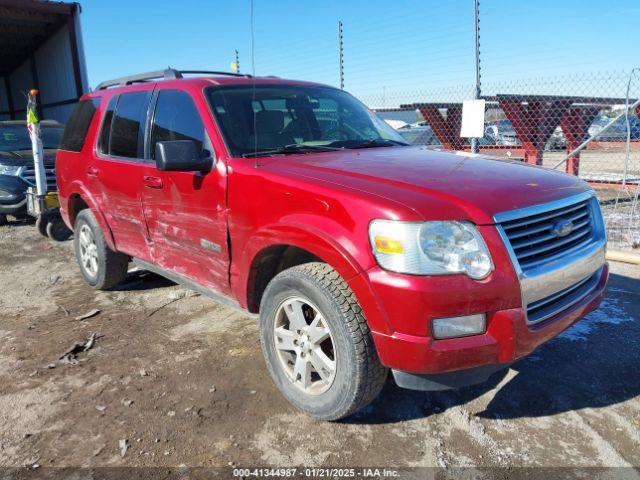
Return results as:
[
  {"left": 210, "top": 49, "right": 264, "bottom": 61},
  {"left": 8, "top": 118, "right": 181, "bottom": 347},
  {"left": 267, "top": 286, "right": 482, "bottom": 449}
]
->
[{"left": 84, "top": 75, "right": 335, "bottom": 99}]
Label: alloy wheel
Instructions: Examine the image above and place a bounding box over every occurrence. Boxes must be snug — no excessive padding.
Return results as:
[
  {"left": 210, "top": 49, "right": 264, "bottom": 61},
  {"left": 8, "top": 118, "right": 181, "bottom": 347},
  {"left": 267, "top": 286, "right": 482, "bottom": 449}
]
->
[
  {"left": 78, "top": 224, "right": 99, "bottom": 278},
  {"left": 273, "top": 296, "right": 337, "bottom": 395}
]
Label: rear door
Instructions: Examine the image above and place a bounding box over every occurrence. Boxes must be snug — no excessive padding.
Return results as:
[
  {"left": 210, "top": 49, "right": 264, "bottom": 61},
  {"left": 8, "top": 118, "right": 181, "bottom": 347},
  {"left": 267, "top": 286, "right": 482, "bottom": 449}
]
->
[
  {"left": 93, "top": 88, "right": 153, "bottom": 260},
  {"left": 141, "top": 88, "right": 230, "bottom": 294}
]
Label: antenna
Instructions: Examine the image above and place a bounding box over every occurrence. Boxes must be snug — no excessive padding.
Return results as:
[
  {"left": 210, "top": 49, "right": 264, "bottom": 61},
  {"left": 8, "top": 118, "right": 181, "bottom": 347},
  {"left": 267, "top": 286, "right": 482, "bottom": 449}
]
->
[
  {"left": 338, "top": 20, "right": 344, "bottom": 90},
  {"left": 250, "top": 0, "right": 258, "bottom": 167},
  {"left": 471, "top": 0, "right": 481, "bottom": 153},
  {"left": 234, "top": 49, "right": 240, "bottom": 74}
]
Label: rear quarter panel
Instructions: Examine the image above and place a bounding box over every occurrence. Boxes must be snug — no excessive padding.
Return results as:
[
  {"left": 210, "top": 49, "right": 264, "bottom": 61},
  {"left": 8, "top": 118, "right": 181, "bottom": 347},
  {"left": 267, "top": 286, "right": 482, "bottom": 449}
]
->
[{"left": 56, "top": 93, "right": 115, "bottom": 248}]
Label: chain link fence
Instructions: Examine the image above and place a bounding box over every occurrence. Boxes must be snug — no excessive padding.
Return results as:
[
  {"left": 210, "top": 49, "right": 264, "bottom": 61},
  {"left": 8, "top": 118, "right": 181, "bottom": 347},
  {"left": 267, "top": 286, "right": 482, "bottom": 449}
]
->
[{"left": 365, "top": 70, "right": 640, "bottom": 251}]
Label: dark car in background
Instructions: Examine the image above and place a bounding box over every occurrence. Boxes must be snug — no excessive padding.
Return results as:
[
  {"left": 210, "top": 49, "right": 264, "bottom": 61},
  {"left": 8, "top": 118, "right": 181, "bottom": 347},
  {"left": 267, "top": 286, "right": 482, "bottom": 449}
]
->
[{"left": 0, "top": 120, "right": 63, "bottom": 224}]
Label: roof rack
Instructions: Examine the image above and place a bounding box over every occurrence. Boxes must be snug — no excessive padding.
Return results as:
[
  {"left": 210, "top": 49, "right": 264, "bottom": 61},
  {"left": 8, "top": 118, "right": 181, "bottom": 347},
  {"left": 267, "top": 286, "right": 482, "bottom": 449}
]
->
[
  {"left": 179, "top": 70, "right": 251, "bottom": 78},
  {"left": 95, "top": 68, "right": 252, "bottom": 90}
]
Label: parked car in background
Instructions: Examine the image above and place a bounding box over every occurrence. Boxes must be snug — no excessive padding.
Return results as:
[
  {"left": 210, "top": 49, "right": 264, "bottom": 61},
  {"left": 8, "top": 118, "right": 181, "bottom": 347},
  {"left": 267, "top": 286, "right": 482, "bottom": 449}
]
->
[
  {"left": 397, "top": 121, "right": 438, "bottom": 146},
  {"left": 547, "top": 126, "right": 567, "bottom": 151},
  {"left": 57, "top": 70, "right": 608, "bottom": 421},
  {"left": 484, "top": 119, "right": 520, "bottom": 146},
  {"left": 588, "top": 114, "right": 640, "bottom": 141},
  {"left": 0, "top": 120, "right": 63, "bottom": 225},
  {"left": 383, "top": 119, "right": 408, "bottom": 130}
]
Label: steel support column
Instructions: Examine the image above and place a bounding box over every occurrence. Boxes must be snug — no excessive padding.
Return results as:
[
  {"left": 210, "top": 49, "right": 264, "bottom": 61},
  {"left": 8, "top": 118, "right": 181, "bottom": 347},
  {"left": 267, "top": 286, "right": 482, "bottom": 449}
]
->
[
  {"left": 560, "top": 106, "right": 600, "bottom": 176},
  {"left": 418, "top": 105, "right": 463, "bottom": 150},
  {"left": 500, "top": 99, "right": 571, "bottom": 165}
]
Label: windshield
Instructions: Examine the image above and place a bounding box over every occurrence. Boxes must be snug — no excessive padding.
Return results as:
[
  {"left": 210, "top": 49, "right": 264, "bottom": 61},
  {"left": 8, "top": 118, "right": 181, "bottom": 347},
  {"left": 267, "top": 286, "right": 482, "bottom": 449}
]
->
[
  {"left": 0, "top": 125, "right": 64, "bottom": 152},
  {"left": 206, "top": 84, "right": 408, "bottom": 157}
]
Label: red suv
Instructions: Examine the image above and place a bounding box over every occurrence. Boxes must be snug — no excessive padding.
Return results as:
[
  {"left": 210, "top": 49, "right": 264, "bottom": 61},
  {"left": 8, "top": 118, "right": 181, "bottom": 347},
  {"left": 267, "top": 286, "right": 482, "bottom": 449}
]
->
[{"left": 56, "top": 69, "right": 608, "bottom": 420}]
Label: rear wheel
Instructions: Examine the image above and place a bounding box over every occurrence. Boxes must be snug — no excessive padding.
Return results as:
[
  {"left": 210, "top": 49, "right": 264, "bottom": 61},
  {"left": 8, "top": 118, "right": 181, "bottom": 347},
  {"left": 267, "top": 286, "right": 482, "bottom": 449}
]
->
[
  {"left": 0, "top": 214, "right": 8, "bottom": 226},
  {"left": 259, "top": 262, "right": 388, "bottom": 421},
  {"left": 74, "top": 209, "right": 129, "bottom": 289}
]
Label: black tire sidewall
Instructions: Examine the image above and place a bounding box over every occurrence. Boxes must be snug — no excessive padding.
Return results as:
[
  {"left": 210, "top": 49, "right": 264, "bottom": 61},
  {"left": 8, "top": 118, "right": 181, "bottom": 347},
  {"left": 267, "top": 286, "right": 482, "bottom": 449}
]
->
[
  {"left": 73, "top": 210, "right": 106, "bottom": 288},
  {"left": 260, "top": 269, "right": 362, "bottom": 420},
  {"left": 35, "top": 215, "right": 48, "bottom": 237},
  {"left": 46, "top": 218, "right": 72, "bottom": 242}
]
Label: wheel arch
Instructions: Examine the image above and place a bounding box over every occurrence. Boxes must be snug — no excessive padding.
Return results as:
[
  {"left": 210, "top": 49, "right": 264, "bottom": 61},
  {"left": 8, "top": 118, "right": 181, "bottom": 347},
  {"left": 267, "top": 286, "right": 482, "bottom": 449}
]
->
[
  {"left": 236, "top": 224, "right": 391, "bottom": 335},
  {"left": 64, "top": 188, "right": 117, "bottom": 251}
]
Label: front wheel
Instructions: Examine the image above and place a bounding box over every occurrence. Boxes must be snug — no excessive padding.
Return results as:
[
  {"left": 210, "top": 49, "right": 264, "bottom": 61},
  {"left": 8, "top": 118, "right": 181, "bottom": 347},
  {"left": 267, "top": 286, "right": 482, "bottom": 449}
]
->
[
  {"left": 259, "top": 262, "right": 388, "bottom": 421},
  {"left": 73, "top": 209, "right": 129, "bottom": 290}
]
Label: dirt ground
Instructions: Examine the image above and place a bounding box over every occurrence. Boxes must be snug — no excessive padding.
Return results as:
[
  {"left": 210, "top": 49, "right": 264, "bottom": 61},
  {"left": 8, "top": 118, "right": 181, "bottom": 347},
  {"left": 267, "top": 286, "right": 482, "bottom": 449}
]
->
[{"left": 0, "top": 220, "right": 639, "bottom": 476}]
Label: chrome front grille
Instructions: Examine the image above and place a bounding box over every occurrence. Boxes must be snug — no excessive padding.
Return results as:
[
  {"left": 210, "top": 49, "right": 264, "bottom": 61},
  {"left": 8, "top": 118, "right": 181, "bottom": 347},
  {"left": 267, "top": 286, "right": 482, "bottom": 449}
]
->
[
  {"left": 526, "top": 270, "right": 601, "bottom": 325},
  {"left": 20, "top": 166, "right": 57, "bottom": 191},
  {"left": 495, "top": 192, "right": 607, "bottom": 326},
  {"left": 499, "top": 198, "right": 595, "bottom": 271}
]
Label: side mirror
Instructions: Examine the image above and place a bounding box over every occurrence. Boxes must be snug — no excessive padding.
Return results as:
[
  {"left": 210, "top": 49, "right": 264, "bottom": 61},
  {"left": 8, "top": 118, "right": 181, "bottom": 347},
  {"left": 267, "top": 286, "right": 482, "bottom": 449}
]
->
[{"left": 155, "top": 140, "right": 211, "bottom": 172}]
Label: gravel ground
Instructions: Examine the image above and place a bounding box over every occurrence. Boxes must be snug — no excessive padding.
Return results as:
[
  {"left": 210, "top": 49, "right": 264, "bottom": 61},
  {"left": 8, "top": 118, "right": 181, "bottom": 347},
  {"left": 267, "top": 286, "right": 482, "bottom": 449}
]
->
[{"left": 0, "top": 220, "right": 639, "bottom": 477}]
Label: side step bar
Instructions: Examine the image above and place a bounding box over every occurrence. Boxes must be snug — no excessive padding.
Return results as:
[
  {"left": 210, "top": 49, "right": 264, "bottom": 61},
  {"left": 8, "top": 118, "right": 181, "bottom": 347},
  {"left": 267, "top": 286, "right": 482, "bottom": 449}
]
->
[{"left": 132, "top": 258, "right": 257, "bottom": 319}]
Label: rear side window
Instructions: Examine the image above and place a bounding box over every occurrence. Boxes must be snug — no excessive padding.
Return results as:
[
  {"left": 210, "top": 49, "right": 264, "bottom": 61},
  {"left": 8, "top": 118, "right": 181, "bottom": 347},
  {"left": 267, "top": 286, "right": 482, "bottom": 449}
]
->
[
  {"left": 150, "top": 90, "right": 205, "bottom": 159},
  {"left": 98, "top": 96, "right": 118, "bottom": 154},
  {"left": 59, "top": 98, "right": 100, "bottom": 152},
  {"left": 109, "top": 92, "right": 149, "bottom": 159}
]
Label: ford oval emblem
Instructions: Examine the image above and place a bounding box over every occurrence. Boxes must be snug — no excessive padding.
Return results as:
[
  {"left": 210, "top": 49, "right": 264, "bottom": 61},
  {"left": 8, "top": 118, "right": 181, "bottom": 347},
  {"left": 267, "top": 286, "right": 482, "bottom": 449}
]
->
[{"left": 552, "top": 219, "right": 574, "bottom": 238}]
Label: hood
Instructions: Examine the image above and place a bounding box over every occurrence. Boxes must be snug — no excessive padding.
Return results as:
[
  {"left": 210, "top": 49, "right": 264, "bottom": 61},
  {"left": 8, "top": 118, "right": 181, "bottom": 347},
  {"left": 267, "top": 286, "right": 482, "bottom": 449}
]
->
[
  {"left": 0, "top": 149, "right": 57, "bottom": 167},
  {"left": 263, "top": 146, "right": 590, "bottom": 224}
]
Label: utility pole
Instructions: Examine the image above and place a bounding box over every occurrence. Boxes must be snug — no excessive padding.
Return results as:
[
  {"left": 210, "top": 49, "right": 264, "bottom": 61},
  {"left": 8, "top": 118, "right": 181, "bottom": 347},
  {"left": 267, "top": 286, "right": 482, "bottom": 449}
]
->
[
  {"left": 471, "top": 0, "right": 481, "bottom": 153},
  {"left": 338, "top": 20, "right": 344, "bottom": 89},
  {"left": 234, "top": 49, "right": 240, "bottom": 74}
]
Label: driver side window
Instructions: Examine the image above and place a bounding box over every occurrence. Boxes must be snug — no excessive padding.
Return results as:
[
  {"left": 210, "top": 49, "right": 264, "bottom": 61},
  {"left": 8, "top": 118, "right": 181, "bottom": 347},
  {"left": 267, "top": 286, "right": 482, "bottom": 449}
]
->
[{"left": 151, "top": 90, "right": 205, "bottom": 160}]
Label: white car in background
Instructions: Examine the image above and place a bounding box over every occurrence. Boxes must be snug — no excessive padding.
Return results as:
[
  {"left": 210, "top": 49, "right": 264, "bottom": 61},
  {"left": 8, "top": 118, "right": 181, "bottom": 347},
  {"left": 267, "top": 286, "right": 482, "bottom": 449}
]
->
[
  {"left": 383, "top": 119, "right": 408, "bottom": 130},
  {"left": 395, "top": 121, "right": 438, "bottom": 146}
]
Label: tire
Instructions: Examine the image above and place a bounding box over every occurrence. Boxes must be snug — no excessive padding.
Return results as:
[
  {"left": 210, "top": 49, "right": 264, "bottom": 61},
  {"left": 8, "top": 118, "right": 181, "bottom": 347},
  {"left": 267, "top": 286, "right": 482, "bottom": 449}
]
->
[
  {"left": 0, "top": 214, "right": 8, "bottom": 226},
  {"left": 46, "top": 217, "right": 72, "bottom": 242},
  {"left": 259, "top": 262, "right": 388, "bottom": 421},
  {"left": 35, "top": 215, "right": 48, "bottom": 237},
  {"left": 74, "top": 209, "right": 129, "bottom": 289}
]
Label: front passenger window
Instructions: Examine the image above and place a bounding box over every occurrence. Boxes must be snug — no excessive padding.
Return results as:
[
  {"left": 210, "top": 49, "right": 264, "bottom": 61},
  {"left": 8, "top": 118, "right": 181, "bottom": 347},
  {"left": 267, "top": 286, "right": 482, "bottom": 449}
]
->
[{"left": 151, "top": 90, "right": 205, "bottom": 159}]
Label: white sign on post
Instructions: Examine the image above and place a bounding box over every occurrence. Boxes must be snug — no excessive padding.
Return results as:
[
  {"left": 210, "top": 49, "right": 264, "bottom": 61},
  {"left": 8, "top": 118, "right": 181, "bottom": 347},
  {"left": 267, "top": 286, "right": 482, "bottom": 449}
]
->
[{"left": 460, "top": 99, "right": 486, "bottom": 138}]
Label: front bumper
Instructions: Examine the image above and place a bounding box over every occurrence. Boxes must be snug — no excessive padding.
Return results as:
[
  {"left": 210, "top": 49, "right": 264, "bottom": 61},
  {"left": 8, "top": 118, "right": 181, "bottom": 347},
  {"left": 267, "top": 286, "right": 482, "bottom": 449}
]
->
[
  {"left": 371, "top": 263, "right": 608, "bottom": 378},
  {"left": 0, "top": 174, "right": 28, "bottom": 215},
  {"left": 0, "top": 197, "right": 27, "bottom": 215}
]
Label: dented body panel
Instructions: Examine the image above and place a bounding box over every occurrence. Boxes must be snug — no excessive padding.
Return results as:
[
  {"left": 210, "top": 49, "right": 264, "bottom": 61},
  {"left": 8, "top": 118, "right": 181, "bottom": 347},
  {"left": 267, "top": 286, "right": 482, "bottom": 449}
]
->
[{"left": 57, "top": 76, "right": 607, "bottom": 378}]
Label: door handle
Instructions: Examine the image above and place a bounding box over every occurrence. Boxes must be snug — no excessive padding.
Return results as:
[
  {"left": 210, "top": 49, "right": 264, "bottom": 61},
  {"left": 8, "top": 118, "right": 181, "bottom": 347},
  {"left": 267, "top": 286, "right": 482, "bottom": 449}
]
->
[
  {"left": 143, "top": 176, "right": 163, "bottom": 189},
  {"left": 87, "top": 166, "right": 99, "bottom": 177}
]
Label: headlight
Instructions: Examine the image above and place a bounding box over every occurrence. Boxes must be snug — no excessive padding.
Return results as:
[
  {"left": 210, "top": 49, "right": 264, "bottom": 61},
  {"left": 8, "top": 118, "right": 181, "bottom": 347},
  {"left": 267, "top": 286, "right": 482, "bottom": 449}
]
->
[
  {"left": 369, "top": 220, "right": 493, "bottom": 279},
  {"left": 0, "top": 165, "right": 21, "bottom": 176}
]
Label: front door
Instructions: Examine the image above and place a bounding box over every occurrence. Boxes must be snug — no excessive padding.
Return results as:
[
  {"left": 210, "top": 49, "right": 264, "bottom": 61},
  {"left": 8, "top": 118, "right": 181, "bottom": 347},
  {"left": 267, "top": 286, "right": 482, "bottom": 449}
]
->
[
  {"left": 94, "top": 89, "right": 153, "bottom": 261},
  {"left": 141, "top": 88, "right": 230, "bottom": 294}
]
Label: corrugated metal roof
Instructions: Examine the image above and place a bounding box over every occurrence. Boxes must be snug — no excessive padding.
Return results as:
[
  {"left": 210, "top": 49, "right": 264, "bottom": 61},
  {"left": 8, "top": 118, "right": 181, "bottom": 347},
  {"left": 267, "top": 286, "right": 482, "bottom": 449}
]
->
[{"left": 0, "top": 0, "right": 78, "bottom": 76}]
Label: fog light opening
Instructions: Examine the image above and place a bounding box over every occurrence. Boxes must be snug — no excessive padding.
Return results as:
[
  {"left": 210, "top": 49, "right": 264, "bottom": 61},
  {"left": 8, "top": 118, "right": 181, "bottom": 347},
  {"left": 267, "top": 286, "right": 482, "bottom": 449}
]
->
[{"left": 432, "top": 313, "right": 486, "bottom": 340}]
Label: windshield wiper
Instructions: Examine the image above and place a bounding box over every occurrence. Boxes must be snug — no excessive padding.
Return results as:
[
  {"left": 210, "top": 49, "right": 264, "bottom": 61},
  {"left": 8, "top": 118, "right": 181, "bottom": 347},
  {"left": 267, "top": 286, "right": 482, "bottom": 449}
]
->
[
  {"left": 242, "top": 144, "right": 343, "bottom": 158},
  {"left": 327, "top": 138, "right": 409, "bottom": 149}
]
